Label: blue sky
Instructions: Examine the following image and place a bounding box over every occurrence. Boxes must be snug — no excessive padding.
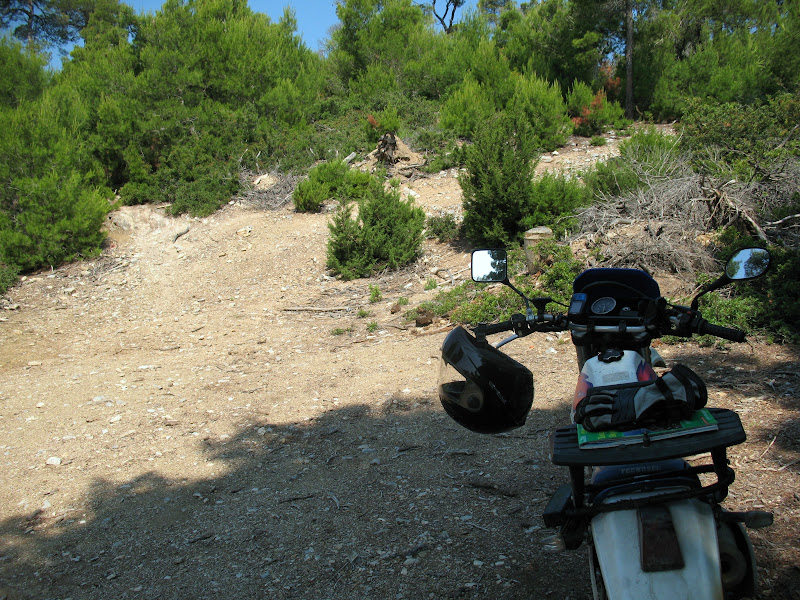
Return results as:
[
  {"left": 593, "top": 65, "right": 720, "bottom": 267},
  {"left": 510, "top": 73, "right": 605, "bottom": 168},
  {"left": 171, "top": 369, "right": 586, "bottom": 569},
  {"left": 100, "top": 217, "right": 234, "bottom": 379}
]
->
[
  {"left": 127, "top": 0, "right": 479, "bottom": 52},
  {"left": 46, "top": 0, "right": 478, "bottom": 67}
]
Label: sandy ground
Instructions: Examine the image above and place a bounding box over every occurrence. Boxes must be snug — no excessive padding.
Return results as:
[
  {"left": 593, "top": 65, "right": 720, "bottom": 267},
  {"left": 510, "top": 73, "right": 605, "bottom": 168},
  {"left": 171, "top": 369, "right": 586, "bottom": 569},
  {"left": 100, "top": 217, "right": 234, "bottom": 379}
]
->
[{"left": 1, "top": 135, "right": 798, "bottom": 600}]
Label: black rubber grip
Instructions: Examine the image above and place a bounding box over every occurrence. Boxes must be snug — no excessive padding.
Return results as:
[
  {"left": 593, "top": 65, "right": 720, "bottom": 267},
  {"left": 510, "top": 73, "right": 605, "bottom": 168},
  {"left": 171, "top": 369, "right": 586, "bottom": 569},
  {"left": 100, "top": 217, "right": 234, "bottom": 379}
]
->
[
  {"left": 480, "top": 321, "right": 514, "bottom": 336},
  {"left": 697, "top": 320, "right": 746, "bottom": 342}
]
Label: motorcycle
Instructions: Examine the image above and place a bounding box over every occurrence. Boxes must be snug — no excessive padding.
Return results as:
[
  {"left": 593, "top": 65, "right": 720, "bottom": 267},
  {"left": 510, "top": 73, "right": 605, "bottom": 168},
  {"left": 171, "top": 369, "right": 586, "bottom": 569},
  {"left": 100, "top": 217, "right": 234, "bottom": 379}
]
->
[{"left": 438, "top": 247, "right": 773, "bottom": 600}]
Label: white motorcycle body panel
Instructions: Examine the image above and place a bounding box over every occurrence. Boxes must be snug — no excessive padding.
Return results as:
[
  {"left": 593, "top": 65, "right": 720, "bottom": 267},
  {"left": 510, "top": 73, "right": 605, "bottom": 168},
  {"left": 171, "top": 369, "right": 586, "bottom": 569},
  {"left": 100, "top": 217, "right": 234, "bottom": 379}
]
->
[
  {"left": 591, "top": 498, "right": 723, "bottom": 600},
  {"left": 573, "top": 350, "right": 656, "bottom": 414},
  {"left": 581, "top": 351, "right": 649, "bottom": 386}
]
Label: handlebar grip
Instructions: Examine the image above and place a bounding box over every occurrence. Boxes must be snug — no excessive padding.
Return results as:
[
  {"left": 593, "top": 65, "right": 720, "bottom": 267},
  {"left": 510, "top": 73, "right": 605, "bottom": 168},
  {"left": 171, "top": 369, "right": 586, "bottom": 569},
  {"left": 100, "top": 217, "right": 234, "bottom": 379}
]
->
[
  {"left": 477, "top": 321, "right": 514, "bottom": 336},
  {"left": 697, "top": 320, "right": 746, "bottom": 343}
]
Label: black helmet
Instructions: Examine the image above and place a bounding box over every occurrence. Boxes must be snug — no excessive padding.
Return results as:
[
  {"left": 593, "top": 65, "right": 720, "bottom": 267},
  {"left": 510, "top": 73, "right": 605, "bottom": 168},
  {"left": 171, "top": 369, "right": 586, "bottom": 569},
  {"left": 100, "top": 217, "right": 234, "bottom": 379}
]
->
[{"left": 438, "top": 326, "right": 534, "bottom": 434}]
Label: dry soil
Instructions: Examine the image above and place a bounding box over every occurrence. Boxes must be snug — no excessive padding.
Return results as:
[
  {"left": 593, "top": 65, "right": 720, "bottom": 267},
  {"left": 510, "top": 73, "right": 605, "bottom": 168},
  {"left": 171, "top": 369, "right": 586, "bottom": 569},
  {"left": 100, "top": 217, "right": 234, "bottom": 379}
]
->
[{"left": 1, "top": 136, "right": 798, "bottom": 600}]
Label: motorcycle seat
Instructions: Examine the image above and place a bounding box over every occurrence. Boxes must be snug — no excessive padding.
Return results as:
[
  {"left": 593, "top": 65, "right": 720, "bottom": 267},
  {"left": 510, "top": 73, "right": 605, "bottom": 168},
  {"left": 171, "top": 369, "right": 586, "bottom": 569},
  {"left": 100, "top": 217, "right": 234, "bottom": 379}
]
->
[
  {"left": 591, "top": 458, "right": 690, "bottom": 485},
  {"left": 590, "top": 459, "right": 702, "bottom": 504}
]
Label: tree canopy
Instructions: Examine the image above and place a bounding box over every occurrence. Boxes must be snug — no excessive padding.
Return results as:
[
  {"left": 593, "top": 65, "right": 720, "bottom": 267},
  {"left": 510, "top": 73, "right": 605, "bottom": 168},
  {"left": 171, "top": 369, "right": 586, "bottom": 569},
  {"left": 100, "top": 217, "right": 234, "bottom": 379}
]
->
[{"left": 0, "top": 0, "right": 798, "bottom": 286}]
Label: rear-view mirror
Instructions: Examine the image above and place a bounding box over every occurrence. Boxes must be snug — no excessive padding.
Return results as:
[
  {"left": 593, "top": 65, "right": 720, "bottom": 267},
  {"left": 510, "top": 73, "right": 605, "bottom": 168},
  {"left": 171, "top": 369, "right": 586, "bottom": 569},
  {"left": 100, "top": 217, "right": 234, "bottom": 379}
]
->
[{"left": 471, "top": 249, "right": 508, "bottom": 283}]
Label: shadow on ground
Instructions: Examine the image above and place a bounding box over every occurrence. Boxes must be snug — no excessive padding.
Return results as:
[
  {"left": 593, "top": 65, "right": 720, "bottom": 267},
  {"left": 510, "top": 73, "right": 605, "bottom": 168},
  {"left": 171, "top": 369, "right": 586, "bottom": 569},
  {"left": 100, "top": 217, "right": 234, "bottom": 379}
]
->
[{"left": 0, "top": 400, "right": 590, "bottom": 600}]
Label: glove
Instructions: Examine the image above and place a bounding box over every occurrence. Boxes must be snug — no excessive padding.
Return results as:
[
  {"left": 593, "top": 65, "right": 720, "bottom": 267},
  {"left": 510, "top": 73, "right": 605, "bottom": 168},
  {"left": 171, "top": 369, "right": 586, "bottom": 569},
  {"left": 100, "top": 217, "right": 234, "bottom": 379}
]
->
[{"left": 574, "top": 364, "right": 707, "bottom": 432}]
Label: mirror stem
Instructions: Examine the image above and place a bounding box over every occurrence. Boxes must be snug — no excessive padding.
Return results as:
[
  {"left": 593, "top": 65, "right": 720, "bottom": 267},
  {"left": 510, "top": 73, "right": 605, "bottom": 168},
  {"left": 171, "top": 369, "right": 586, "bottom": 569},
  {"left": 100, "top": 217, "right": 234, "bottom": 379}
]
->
[
  {"left": 505, "top": 279, "right": 535, "bottom": 321},
  {"left": 691, "top": 275, "right": 731, "bottom": 311}
]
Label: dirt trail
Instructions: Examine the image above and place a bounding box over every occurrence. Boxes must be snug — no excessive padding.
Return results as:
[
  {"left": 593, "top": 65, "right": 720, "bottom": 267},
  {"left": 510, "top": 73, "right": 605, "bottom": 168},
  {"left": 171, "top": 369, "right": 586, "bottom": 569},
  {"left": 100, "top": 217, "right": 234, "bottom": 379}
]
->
[{"left": 1, "top": 138, "right": 798, "bottom": 600}]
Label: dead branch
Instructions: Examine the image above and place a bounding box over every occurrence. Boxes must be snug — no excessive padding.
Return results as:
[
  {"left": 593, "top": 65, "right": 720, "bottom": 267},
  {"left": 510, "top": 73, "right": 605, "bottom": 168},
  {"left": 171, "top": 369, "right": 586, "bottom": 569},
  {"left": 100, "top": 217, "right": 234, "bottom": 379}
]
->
[
  {"left": 236, "top": 169, "right": 300, "bottom": 210},
  {"left": 765, "top": 213, "right": 800, "bottom": 227},
  {"left": 700, "top": 180, "right": 768, "bottom": 242}
]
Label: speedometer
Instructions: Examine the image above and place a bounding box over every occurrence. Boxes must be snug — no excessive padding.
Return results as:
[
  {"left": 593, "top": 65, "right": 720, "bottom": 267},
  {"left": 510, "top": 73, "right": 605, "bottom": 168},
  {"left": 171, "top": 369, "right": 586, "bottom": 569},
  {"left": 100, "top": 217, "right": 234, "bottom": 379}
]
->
[{"left": 591, "top": 297, "right": 617, "bottom": 315}]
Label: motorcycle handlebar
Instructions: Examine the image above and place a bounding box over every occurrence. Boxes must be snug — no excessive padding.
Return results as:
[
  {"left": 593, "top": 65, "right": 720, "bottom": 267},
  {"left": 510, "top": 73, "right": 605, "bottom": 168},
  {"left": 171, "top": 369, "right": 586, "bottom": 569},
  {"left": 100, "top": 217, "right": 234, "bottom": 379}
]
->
[
  {"left": 696, "top": 319, "right": 747, "bottom": 343},
  {"left": 476, "top": 321, "right": 515, "bottom": 336},
  {"left": 473, "top": 310, "right": 746, "bottom": 344}
]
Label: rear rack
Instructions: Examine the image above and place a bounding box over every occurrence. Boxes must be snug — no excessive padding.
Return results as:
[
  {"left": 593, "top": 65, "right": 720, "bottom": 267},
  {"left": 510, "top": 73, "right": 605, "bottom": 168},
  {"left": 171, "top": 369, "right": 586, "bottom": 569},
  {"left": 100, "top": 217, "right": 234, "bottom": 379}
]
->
[
  {"left": 543, "top": 408, "right": 746, "bottom": 548},
  {"left": 551, "top": 408, "right": 746, "bottom": 467}
]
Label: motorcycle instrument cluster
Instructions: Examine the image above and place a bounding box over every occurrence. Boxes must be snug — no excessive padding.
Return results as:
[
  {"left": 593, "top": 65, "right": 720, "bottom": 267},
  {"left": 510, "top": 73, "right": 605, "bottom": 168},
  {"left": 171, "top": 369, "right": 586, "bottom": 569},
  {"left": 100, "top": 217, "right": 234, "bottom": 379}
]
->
[{"left": 590, "top": 296, "right": 617, "bottom": 315}]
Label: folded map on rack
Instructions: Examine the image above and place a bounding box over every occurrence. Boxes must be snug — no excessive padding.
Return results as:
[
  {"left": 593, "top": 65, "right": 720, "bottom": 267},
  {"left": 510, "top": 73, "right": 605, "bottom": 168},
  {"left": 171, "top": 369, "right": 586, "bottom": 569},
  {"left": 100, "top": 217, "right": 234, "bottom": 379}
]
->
[{"left": 577, "top": 408, "right": 719, "bottom": 449}]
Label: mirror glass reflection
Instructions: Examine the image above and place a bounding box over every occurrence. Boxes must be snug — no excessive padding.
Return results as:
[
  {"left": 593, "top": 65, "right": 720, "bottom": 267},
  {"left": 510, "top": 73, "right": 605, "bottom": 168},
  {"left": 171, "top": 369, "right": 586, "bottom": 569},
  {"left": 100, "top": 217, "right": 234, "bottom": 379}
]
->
[
  {"left": 471, "top": 249, "right": 508, "bottom": 283},
  {"left": 725, "top": 248, "right": 770, "bottom": 280}
]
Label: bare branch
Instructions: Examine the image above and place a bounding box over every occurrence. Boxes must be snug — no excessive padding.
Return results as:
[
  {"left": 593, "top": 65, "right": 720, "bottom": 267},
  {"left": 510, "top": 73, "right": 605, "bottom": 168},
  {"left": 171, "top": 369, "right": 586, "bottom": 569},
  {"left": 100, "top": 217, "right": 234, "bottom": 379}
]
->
[{"left": 431, "top": 0, "right": 464, "bottom": 34}]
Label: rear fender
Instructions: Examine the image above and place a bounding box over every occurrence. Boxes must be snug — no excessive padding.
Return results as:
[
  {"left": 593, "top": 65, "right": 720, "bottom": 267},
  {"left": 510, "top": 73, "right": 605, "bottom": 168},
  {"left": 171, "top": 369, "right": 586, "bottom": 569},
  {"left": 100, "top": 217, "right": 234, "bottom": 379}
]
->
[{"left": 591, "top": 499, "right": 723, "bottom": 600}]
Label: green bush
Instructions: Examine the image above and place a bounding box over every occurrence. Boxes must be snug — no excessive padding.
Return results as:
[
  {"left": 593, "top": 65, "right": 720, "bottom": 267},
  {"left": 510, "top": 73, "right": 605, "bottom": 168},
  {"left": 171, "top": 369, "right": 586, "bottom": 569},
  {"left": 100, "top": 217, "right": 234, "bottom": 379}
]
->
[
  {"left": 532, "top": 240, "right": 583, "bottom": 303},
  {"left": 369, "top": 284, "right": 382, "bottom": 303},
  {"left": 566, "top": 80, "right": 594, "bottom": 120},
  {"left": 326, "top": 178, "right": 425, "bottom": 280},
  {"left": 0, "top": 261, "right": 19, "bottom": 295},
  {"left": 0, "top": 171, "right": 109, "bottom": 271},
  {"left": 0, "top": 87, "right": 111, "bottom": 275},
  {"left": 680, "top": 94, "right": 800, "bottom": 181},
  {"left": 584, "top": 128, "right": 683, "bottom": 197},
  {"left": 364, "top": 107, "right": 402, "bottom": 144},
  {"left": 293, "top": 160, "right": 350, "bottom": 212},
  {"left": 460, "top": 112, "right": 586, "bottom": 246},
  {"left": 460, "top": 112, "right": 537, "bottom": 246},
  {"left": 701, "top": 228, "right": 800, "bottom": 342},
  {"left": 583, "top": 157, "right": 641, "bottom": 198},
  {"left": 422, "top": 142, "right": 465, "bottom": 174},
  {"left": 523, "top": 174, "right": 590, "bottom": 239},
  {"left": 566, "top": 81, "right": 629, "bottom": 138},
  {"left": 293, "top": 177, "right": 331, "bottom": 213},
  {"left": 409, "top": 245, "right": 577, "bottom": 325},
  {"left": 426, "top": 213, "right": 461, "bottom": 243},
  {"left": 506, "top": 74, "right": 572, "bottom": 152},
  {"left": 440, "top": 76, "right": 497, "bottom": 139},
  {"left": 293, "top": 160, "right": 378, "bottom": 213}
]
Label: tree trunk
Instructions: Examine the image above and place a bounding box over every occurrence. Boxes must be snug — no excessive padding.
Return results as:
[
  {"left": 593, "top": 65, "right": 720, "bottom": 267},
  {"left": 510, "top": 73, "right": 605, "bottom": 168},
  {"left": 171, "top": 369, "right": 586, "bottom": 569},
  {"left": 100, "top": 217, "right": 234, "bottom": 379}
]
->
[{"left": 625, "top": 0, "right": 634, "bottom": 119}]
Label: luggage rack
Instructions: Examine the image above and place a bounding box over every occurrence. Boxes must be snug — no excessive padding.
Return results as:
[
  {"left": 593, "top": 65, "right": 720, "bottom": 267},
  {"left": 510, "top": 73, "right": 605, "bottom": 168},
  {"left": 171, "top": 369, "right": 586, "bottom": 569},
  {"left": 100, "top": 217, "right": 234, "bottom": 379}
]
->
[
  {"left": 551, "top": 408, "right": 746, "bottom": 467},
  {"left": 543, "top": 408, "right": 747, "bottom": 543}
]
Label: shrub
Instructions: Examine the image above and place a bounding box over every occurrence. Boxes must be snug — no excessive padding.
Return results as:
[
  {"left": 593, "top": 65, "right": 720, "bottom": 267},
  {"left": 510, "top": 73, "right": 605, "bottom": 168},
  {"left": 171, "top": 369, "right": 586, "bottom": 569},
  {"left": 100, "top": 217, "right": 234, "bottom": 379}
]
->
[
  {"left": 0, "top": 171, "right": 109, "bottom": 271},
  {"left": 327, "top": 178, "right": 425, "bottom": 280},
  {"left": 293, "top": 160, "right": 378, "bottom": 213},
  {"left": 409, "top": 246, "right": 576, "bottom": 325},
  {"left": 460, "top": 112, "right": 537, "bottom": 246},
  {"left": 461, "top": 112, "right": 587, "bottom": 246},
  {"left": 702, "top": 228, "right": 800, "bottom": 342},
  {"left": 506, "top": 74, "right": 572, "bottom": 152},
  {"left": 0, "top": 261, "right": 18, "bottom": 295},
  {"left": 364, "top": 107, "right": 402, "bottom": 144},
  {"left": 426, "top": 213, "right": 461, "bottom": 243},
  {"left": 440, "top": 76, "right": 496, "bottom": 139},
  {"left": 680, "top": 94, "right": 800, "bottom": 182},
  {"left": 369, "top": 284, "right": 382, "bottom": 303},
  {"left": 532, "top": 240, "right": 583, "bottom": 303},
  {"left": 584, "top": 128, "right": 684, "bottom": 197},
  {"left": 566, "top": 81, "right": 629, "bottom": 138},
  {"left": 293, "top": 177, "right": 331, "bottom": 213},
  {"left": 0, "top": 91, "right": 111, "bottom": 274},
  {"left": 422, "top": 142, "right": 466, "bottom": 174},
  {"left": 591, "top": 136, "right": 607, "bottom": 146},
  {"left": 566, "top": 80, "right": 594, "bottom": 119},
  {"left": 522, "top": 173, "right": 590, "bottom": 239},
  {"left": 293, "top": 160, "right": 350, "bottom": 212}
]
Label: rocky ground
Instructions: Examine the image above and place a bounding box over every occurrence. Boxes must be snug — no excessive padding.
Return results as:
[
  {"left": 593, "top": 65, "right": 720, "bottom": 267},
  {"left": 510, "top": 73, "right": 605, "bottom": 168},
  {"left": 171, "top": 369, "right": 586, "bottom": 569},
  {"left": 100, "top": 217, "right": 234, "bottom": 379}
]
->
[{"left": 1, "top": 134, "right": 798, "bottom": 600}]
